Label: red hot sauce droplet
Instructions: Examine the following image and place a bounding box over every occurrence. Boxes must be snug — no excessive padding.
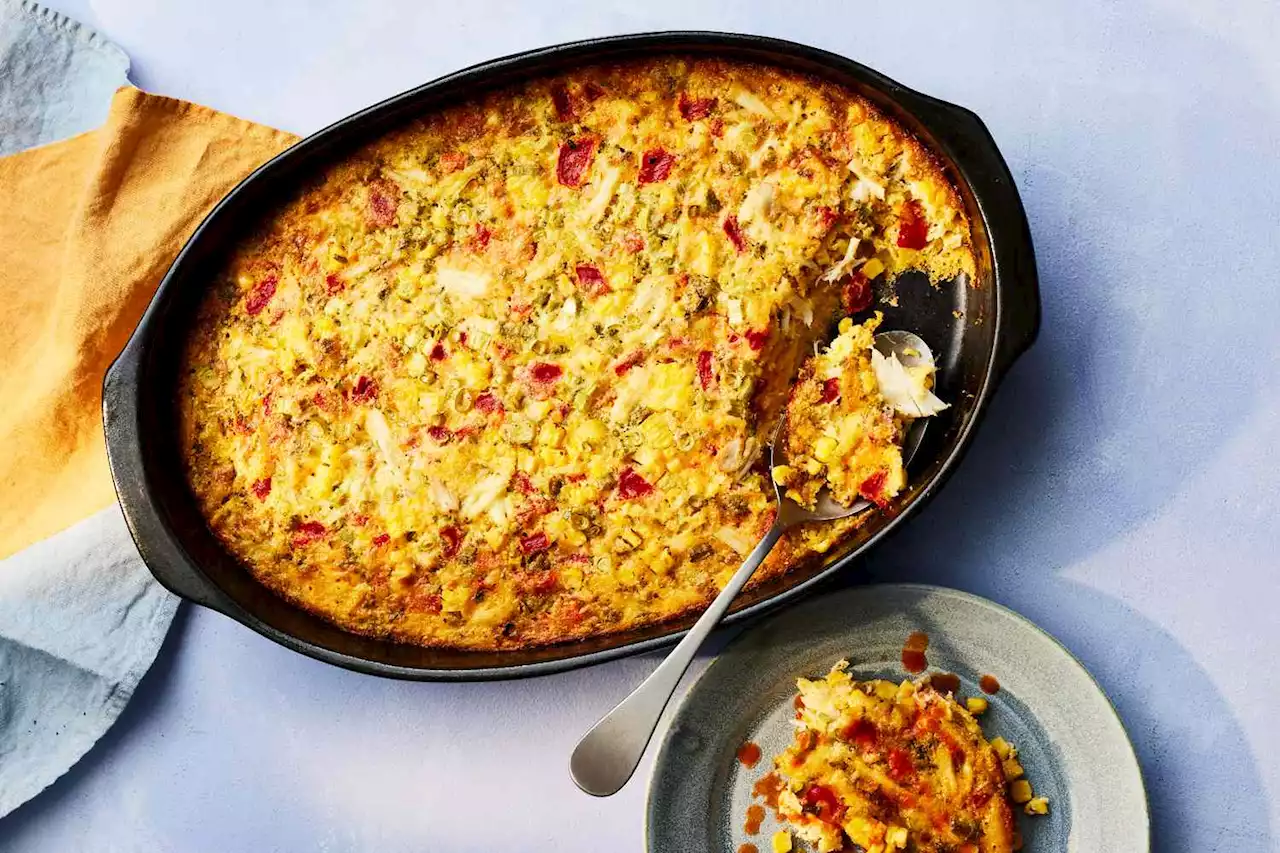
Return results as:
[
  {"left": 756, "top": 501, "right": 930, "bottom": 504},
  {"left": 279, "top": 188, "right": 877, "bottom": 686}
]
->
[
  {"left": 929, "top": 672, "right": 961, "bottom": 695},
  {"left": 902, "top": 630, "right": 929, "bottom": 673}
]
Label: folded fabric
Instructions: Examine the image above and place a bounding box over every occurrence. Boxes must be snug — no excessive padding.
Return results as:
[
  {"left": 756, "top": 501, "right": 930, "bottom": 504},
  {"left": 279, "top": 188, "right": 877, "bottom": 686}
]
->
[
  {"left": 0, "top": 81, "right": 298, "bottom": 817},
  {"left": 0, "top": 0, "right": 129, "bottom": 156},
  {"left": 0, "top": 86, "right": 299, "bottom": 558},
  {"left": 0, "top": 507, "right": 178, "bottom": 816}
]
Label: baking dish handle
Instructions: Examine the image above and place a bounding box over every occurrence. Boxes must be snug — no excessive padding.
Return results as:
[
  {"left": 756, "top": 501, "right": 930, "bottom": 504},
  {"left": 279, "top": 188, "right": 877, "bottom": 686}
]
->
[
  {"left": 103, "top": 340, "right": 234, "bottom": 613},
  {"left": 905, "top": 94, "right": 1041, "bottom": 381}
]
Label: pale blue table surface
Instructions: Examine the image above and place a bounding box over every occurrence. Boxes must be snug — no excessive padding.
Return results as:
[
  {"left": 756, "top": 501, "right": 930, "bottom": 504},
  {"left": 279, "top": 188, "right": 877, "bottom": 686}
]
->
[{"left": 5, "top": 1, "right": 1278, "bottom": 850}]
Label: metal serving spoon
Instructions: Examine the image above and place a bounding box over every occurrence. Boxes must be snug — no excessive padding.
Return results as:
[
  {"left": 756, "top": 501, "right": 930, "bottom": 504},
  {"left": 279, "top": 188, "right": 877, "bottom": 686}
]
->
[{"left": 569, "top": 330, "right": 936, "bottom": 797}]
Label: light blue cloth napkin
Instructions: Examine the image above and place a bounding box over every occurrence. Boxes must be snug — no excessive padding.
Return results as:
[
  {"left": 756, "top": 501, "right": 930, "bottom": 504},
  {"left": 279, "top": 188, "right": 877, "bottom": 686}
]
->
[
  {"left": 0, "top": 509, "right": 178, "bottom": 817},
  {"left": 0, "top": 0, "right": 178, "bottom": 819},
  {"left": 0, "top": 0, "right": 129, "bottom": 154}
]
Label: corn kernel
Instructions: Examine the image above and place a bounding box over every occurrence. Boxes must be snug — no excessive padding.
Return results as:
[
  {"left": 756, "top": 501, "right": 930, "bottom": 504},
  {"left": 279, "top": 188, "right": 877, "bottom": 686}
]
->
[
  {"left": 845, "top": 815, "right": 877, "bottom": 844},
  {"left": 872, "top": 680, "right": 898, "bottom": 700},
  {"left": 771, "top": 830, "right": 792, "bottom": 853},
  {"left": 1002, "top": 756, "right": 1025, "bottom": 780},
  {"left": 990, "top": 737, "right": 1012, "bottom": 760},
  {"left": 1009, "top": 780, "right": 1033, "bottom": 804},
  {"left": 405, "top": 352, "right": 427, "bottom": 377},
  {"left": 1024, "top": 797, "right": 1049, "bottom": 816},
  {"left": 885, "top": 825, "right": 909, "bottom": 848},
  {"left": 965, "top": 696, "right": 988, "bottom": 715},
  {"left": 813, "top": 436, "right": 837, "bottom": 462}
]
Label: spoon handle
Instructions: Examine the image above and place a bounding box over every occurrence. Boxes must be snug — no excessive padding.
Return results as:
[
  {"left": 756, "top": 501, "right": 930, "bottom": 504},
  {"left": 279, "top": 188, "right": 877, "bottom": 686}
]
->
[{"left": 569, "top": 519, "right": 788, "bottom": 797}]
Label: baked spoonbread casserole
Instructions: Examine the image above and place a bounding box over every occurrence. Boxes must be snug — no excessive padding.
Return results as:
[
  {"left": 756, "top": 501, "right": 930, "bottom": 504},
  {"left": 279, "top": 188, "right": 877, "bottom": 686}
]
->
[{"left": 178, "top": 56, "right": 975, "bottom": 649}]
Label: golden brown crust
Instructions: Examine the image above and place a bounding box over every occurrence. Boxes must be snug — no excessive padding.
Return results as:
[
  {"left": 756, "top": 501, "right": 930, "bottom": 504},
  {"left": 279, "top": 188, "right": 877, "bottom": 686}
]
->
[{"left": 178, "top": 56, "right": 975, "bottom": 650}]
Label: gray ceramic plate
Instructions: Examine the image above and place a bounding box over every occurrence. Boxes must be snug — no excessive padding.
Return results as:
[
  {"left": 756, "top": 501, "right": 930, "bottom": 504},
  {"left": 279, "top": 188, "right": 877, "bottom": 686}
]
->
[{"left": 646, "top": 583, "right": 1148, "bottom": 852}]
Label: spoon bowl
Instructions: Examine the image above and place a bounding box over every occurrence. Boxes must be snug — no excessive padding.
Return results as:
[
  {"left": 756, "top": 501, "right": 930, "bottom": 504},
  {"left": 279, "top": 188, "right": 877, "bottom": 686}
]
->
[{"left": 777, "top": 330, "right": 935, "bottom": 523}]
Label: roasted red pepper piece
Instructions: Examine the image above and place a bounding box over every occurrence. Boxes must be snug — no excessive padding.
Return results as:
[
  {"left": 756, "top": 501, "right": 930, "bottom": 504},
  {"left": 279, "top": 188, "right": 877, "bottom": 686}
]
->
[
  {"left": 520, "top": 532, "right": 551, "bottom": 555},
  {"left": 696, "top": 350, "right": 714, "bottom": 389},
  {"left": 471, "top": 223, "right": 491, "bottom": 251},
  {"left": 614, "top": 350, "right": 644, "bottom": 376},
  {"left": 820, "top": 377, "right": 841, "bottom": 404},
  {"left": 723, "top": 215, "right": 746, "bottom": 253},
  {"left": 550, "top": 82, "right": 575, "bottom": 122},
  {"left": 440, "top": 525, "right": 463, "bottom": 558},
  {"left": 251, "top": 477, "right": 272, "bottom": 500},
  {"left": 427, "top": 425, "right": 452, "bottom": 443},
  {"left": 350, "top": 375, "right": 378, "bottom": 403},
  {"left": 841, "top": 270, "right": 873, "bottom": 313},
  {"left": 575, "top": 263, "right": 611, "bottom": 297},
  {"left": 859, "top": 470, "right": 889, "bottom": 504},
  {"left": 637, "top": 149, "right": 675, "bottom": 184},
  {"left": 475, "top": 391, "right": 503, "bottom": 414},
  {"left": 244, "top": 276, "right": 277, "bottom": 315},
  {"left": 744, "top": 328, "right": 769, "bottom": 351},
  {"left": 616, "top": 467, "right": 654, "bottom": 499},
  {"left": 430, "top": 343, "right": 447, "bottom": 360},
  {"left": 887, "top": 748, "right": 915, "bottom": 781},
  {"left": 292, "top": 520, "right": 327, "bottom": 546},
  {"left": 556, "top": 137, "right": 597, "bottom": 187},
  {"left": 803, "top": 784, "right": 844, "bottom": 824},
  {"left": 530, "top": 362, "right": 563, "bottom": 383},
  {"left": 677, "top": 92, "right": 716, "bottom": 120},
  {"left": 368, "top": 184, "right": 398, "bottom": 228},
  {"left": 896, "top": 199, "right": 929, "bottom": 249},
  {"left": 372, "top": 533, "right": 390, "bottom": 547},
  {"left": 325, "top": 273, "right": 344, "bottom": 295}
]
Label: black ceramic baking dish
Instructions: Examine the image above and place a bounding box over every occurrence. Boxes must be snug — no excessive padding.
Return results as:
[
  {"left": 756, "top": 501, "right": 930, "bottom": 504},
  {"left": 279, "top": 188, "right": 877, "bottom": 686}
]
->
[{"left": 103, "top": 32, "right": 1039, "bottom": 680}]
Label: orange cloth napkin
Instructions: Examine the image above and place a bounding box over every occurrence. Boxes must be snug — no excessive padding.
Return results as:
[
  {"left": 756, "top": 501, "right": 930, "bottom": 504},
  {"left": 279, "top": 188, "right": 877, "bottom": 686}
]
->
[{"left": 0, "top": 86, "right": 298, "bottom": 559}]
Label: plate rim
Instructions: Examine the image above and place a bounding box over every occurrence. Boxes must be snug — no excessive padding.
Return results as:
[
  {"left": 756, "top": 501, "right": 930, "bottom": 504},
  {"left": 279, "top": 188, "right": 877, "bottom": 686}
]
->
[{"left": 644, "top": 581, "right": 1150, "bottom": 852}]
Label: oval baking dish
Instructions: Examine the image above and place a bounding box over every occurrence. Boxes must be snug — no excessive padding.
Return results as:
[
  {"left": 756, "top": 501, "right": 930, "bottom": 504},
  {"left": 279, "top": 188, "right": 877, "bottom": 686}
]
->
[{"left": 103, "top": 32, "right": 1039, "bottom": 680}]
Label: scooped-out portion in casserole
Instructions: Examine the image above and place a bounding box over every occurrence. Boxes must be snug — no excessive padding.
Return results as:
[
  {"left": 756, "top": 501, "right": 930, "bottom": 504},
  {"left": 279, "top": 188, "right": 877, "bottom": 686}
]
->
[
  {"left": 774, "top": 314, "right": 946, "bottom": 510},
  {"left": 178, "top": 56, "right": 977, "bottom": 649}
]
